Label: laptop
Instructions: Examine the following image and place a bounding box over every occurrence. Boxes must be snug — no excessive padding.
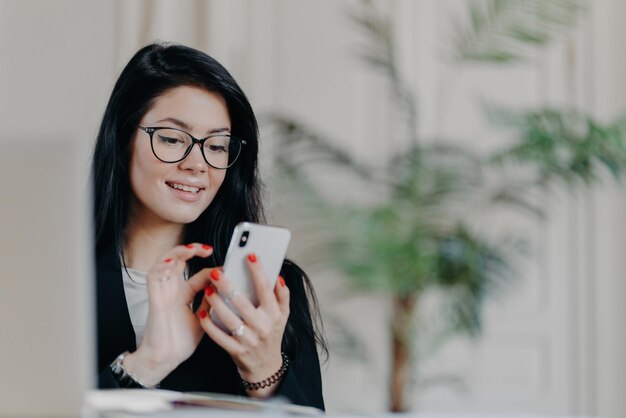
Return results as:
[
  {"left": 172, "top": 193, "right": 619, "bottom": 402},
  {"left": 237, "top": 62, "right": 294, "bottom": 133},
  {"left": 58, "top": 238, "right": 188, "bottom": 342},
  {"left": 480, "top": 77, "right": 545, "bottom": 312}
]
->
[{"left": 0, "top": 138, "right": 93, "bottom": 417}]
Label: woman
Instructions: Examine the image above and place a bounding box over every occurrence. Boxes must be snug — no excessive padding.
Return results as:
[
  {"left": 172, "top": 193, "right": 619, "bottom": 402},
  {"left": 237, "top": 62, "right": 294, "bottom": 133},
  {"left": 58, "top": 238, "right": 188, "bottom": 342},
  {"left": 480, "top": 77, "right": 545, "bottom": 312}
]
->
[{"left": 92, "top": 43, "right": 325, "bottom": 410}]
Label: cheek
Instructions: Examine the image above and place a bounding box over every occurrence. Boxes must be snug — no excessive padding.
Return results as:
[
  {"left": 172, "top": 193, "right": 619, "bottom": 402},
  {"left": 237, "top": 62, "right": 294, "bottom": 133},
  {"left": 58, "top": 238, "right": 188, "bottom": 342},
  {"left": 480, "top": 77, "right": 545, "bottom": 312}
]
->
[
  {"left": 129, "top": 151, "right": 163, "bottom": 198},
  {"left": 215, "top": 171, "right": 227, "bottom": 188},
  {"left": 128, "top": 155, "right": 142, "bottom": 195},
  {"left": 130, "top": 159, "right": 146, "bottom": 191},
  {"left": 208, "top": 170, "right": 227, "bottom": 196}
]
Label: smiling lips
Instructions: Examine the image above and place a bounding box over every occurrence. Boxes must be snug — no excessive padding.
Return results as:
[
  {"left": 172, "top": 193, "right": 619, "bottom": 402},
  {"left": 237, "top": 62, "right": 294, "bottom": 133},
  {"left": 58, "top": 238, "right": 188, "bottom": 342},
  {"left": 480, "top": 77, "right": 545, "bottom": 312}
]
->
[
  {"left": 166, "top": 181, "right": 206, "bottom": 201},
  {"left": 168, "top": 182, "right": 202, "bottom": 193}
]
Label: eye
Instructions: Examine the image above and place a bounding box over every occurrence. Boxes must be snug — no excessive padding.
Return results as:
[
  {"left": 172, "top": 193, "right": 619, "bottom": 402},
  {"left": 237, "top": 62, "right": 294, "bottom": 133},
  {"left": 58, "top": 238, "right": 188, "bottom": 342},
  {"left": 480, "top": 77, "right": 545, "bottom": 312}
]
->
[
  {"left": 205, "top": 136, "right": 230, "bottom": 153},
  {"left": 207, "top": 144, "right": 228, "bottom": 153},
  {"left": 157, "top": 134, "right": 185, "bottom": 146}
]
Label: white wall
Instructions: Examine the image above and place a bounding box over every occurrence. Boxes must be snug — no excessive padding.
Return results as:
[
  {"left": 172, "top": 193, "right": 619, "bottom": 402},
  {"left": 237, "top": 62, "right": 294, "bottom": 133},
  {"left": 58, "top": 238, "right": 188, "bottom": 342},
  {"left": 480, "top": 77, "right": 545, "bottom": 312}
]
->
[
  {"left": 589, "top": 2, "right": 626, "bottom": 417},
  {"left": 0, "top": 1, "right": 116, "bottom": 140}
]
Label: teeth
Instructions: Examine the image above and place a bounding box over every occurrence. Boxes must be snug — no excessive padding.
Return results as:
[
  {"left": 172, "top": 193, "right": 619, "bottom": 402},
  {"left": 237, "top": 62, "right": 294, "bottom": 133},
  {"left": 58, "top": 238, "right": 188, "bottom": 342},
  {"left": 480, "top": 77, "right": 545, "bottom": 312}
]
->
[{"left": 170, "top": 183, "right": 200, "bottom": 193}]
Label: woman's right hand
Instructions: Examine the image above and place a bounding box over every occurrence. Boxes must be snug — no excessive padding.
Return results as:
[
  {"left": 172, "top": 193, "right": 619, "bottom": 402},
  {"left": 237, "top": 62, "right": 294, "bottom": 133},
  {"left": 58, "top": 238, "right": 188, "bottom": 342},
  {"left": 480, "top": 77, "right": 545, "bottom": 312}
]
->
[{"left": 121, "top": 243, "right": 215, "bottom": 387}]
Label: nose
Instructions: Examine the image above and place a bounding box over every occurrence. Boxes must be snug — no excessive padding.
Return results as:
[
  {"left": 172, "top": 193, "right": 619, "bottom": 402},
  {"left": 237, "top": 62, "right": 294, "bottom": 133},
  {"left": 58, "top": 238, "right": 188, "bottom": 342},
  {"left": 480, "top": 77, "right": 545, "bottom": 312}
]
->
[{"left": 178, "top": 143, "right": 208, "bottom": 173}]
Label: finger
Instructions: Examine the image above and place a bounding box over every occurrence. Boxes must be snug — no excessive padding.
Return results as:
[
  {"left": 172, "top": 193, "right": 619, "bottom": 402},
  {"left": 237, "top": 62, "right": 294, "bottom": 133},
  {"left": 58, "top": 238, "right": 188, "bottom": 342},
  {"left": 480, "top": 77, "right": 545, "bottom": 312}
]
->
[
  {"left": 148, "top": 244, "right": 214, "bottom": 287},
  {"left": 204, "top": 285, "right": 245, "bottom": 332},
  {"left": 246, "top": 254, "right": 276, "bottom": 308},
  {"left": 274, "top": 275, "right": 290, "bottom": 317},
  {"left": 215, "top": 276, "right": 264, "bottom": 332},
  {"left": 195, "top": 294, "right": 211, "bottom": 315},
  {"left": 146, "top": 259, "right": 178, "bottom": 290},
  {"left": 186, "top": 267, "right": 222, "bottom": 296},
  {"left": 204, "top": 285, "right": 261, "bottom": 347},
  {"left": 147, "top": 257, "right": 174, "bottom": 277},
  {"left": 162, "top": 243, "right": 214, "bottom": 264},
  {"left": 185, "top": 268, "right": 214, "bottom": 302},
  {"left": 198, "top": 309, "right": 241, "bottom": 354}
]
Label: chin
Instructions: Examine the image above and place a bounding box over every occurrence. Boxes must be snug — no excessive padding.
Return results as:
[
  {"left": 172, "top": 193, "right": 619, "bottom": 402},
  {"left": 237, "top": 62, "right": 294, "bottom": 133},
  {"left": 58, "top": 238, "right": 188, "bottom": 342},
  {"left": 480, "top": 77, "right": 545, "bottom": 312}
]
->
[
  {"left": 178, "top": 213, "right": 205, "bottom": 225},
  {"left": 162, "top": 208, "right": 206, "bottom": 225}
]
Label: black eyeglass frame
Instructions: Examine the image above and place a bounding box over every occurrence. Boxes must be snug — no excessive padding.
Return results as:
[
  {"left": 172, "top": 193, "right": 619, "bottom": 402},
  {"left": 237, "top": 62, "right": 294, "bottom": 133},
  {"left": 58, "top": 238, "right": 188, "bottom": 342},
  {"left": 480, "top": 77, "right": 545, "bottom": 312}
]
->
[{"left": 138, "top": 126, "right": 247, "bottom": 170}]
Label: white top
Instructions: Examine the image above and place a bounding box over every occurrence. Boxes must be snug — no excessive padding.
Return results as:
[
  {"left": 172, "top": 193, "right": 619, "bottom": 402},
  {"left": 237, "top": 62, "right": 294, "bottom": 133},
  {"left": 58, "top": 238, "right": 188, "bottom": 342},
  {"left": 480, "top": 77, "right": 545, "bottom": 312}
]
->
[{"left": 121, "top": 267, "right": 149, "bottom": 346}]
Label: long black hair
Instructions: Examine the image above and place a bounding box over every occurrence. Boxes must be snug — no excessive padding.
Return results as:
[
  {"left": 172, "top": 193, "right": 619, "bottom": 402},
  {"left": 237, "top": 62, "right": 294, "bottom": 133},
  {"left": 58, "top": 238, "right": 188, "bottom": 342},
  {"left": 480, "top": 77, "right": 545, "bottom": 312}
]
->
[
  {"left": 92, "top": 42, "right": 326, "bottom": 358},
  {"left": 93, "top": 42, "right": 261, "bottom": 262}
]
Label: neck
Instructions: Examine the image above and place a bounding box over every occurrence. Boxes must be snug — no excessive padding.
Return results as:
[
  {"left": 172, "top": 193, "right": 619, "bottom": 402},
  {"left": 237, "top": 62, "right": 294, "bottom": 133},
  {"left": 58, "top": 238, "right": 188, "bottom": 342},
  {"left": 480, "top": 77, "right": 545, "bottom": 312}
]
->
[{"left": 124, "top": 210, "right": 184, "bottom": 272}]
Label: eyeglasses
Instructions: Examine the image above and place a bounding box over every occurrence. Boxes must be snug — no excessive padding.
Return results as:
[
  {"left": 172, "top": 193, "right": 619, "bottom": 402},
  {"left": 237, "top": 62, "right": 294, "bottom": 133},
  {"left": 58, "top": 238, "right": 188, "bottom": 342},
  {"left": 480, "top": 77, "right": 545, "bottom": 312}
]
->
[{"left": 138, "top": 126, "right": 246, "bottom": 169}]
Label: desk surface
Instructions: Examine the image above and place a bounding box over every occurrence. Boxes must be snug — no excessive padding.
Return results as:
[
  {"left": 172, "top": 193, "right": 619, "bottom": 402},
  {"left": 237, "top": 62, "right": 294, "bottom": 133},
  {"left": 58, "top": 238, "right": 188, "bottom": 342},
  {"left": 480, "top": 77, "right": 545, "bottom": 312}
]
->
[
  {"left": 87, "top": 390, "right": 597, "bottom": 418},
  {"left": 96, "top": 412, "right": 597, "bottom": 418}
]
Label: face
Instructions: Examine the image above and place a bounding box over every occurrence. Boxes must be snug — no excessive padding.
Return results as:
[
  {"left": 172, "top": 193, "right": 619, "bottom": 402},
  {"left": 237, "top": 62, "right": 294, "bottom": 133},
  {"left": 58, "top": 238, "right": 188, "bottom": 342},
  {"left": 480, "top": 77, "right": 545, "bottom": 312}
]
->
[{"left": 129, "top": 85, "right": 230, "bottom": 227}]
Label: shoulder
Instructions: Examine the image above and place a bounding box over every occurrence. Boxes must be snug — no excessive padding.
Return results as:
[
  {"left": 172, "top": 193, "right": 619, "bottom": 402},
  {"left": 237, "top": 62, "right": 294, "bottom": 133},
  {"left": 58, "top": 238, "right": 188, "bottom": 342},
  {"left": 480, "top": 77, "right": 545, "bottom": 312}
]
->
[{"left": 96, "top": 243, "right": 122, "bottom": 271}]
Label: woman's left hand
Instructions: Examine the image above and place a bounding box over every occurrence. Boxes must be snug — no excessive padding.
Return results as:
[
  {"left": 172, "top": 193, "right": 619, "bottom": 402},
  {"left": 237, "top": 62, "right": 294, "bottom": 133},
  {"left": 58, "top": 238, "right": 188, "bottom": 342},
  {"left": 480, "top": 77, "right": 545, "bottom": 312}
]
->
[{"left": 198, "top": 253, "right": 290, "bottom": 398}]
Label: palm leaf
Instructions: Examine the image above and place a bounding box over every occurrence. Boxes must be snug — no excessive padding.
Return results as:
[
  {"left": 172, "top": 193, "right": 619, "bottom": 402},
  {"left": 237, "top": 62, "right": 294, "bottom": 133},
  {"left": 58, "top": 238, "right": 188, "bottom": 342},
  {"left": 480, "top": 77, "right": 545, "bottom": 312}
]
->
[
  {"left": 265, "top": 113, "right": 379, "bottom": 183},
  {"left": 347, "top": 0, "right": 397, "bottom": 80},
  {"left": 347, "top": 0, "right": 418, "bottom": 143},
  {"left": 452, "top": 0, "right": 586, "bottom": 64},
  {"left": 486, "top": 106, "right": 626, "bottom": 187}
]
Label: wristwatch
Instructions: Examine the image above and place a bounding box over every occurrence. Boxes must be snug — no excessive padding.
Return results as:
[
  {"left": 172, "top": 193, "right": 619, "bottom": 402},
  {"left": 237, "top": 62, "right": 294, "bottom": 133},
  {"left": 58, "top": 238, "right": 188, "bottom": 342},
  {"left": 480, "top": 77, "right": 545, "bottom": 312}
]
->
[{"left": 109, "top": 351, "right": 159, "bottom": 389}]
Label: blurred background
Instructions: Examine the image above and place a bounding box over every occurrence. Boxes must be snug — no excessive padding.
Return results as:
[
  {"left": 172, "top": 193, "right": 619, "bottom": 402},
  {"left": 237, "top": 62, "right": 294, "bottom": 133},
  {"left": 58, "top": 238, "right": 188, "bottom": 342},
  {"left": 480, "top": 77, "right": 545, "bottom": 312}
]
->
[{"left": 1, "top": 0, "right": 626, "bottom": 416}]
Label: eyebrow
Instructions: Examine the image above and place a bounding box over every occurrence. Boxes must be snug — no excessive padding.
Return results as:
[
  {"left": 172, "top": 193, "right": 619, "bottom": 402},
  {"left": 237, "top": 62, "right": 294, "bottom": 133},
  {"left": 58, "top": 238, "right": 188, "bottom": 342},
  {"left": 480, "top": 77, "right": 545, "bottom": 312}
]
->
[{"left": 154, "top": 117, "right": 231, "bottom": 135}]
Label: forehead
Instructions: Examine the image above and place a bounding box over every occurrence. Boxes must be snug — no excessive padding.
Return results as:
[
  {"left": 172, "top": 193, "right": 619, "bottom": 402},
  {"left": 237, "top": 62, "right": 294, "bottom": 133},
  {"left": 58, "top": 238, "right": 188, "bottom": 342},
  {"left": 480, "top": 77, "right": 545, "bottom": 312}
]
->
[{"left": 144, "top": 86, "right": 231, "bottom": 130}]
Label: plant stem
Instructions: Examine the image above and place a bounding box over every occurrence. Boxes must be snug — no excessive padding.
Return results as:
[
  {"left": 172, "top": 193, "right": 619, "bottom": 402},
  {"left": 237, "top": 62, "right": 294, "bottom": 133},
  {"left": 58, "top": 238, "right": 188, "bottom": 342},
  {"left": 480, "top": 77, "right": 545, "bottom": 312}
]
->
[{"left": 389, "top": 292, "right": 418, "bottom": 412}]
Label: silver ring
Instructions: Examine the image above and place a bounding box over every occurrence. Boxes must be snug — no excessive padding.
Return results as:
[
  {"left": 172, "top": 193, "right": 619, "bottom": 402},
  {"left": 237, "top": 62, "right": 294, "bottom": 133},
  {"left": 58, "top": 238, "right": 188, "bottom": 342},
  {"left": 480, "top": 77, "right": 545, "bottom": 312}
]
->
[
  {"left": 224, "top": 289, "right": 237, "bottom": 303},
  {"left": 232, "top": 324, "right": 245, "bottom": 337}
]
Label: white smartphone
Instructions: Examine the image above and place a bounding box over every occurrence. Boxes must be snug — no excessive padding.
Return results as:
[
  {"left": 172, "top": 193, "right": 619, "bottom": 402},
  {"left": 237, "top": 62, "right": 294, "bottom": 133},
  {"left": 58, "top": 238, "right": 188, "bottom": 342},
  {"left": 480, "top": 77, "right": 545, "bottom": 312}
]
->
[{"left": 211, "top": 222, "right": 291, "bottom": 329}]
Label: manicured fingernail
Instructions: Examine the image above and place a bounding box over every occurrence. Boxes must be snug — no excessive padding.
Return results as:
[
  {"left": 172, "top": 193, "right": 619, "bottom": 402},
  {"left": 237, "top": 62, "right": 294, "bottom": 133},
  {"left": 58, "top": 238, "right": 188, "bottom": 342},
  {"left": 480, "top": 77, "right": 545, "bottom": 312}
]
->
[
  {"left": 202, "top": 244, "right": 213, "bottom": 251},
  {"left": 279, "top": 276, "right": 286, "bottom": 287},
  {"left": 204, "top": 286, "right": 215, "bottom": 296},
  {"left": 247, "top": 253, "right": 257, "bottom": 263},
  {"left": 185, "top": 244, "right": 194, "bottom": 249},
  {"left": 164, "top": 258, "right": 173, "bottom": 263},
  {"left": 210, "top": 269, "right": 221, "bottom": 281},
  {"left": 199, "top": 310, "right": 207, "bottom": 319}
]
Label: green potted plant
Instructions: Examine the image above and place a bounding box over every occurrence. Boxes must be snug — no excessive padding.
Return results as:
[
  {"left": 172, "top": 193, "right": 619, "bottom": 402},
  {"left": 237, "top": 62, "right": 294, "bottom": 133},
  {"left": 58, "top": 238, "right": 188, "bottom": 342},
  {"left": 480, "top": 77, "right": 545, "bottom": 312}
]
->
[{"left": 266, "top": 0, "right": 625, "bottom": 412}]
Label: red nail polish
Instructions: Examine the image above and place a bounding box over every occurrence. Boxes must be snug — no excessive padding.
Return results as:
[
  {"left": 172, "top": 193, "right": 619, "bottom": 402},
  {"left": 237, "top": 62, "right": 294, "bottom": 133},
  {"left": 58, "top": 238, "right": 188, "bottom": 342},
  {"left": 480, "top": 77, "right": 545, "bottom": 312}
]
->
[
  {"left": 247, "top": 253, "right": 257, "bottom": 263},
  {"left": 205, "top": 286, "right": 214, "bottom": 296},
  {"left": 210, "top": 269, "right": 221, "bottom": 281},
  {"left": 279, "top": 276, "right": 286, "bottom": 287},
  {"left": 185, "top": 244, "right": 194, "bottom": 249},
  {"left": 164, "top": 258, "right": 173, "bottom": 263},
  {"left": 199, "top": 310, "right": 207, "bottom": 319},
  {"left": 202, "top": 244, "right": 213, "bottom": 251}
]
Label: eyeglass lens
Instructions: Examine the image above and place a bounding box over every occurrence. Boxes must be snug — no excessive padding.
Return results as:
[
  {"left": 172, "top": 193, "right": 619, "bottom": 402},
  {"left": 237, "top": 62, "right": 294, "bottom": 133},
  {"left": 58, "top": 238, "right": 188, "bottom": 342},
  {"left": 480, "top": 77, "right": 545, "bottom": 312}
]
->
[{"left": 151, "top": 128, "right": 241, "bottom": 168}]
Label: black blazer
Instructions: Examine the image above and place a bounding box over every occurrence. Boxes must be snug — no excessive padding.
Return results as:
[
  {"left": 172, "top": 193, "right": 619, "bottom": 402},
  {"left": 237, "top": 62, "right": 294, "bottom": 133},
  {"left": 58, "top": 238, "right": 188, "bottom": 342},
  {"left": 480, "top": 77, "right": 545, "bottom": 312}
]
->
[{"left": 96, "top": 245, "right": 325, "bottom": 410}]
